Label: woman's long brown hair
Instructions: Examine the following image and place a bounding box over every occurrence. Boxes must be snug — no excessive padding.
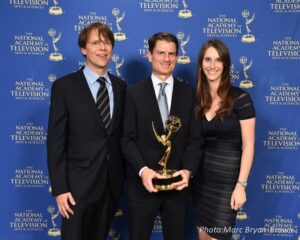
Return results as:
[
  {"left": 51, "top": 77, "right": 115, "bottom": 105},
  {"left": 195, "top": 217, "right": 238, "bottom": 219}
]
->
[{"left": 195, "top": 39, "right": 235, "bottom": 120}]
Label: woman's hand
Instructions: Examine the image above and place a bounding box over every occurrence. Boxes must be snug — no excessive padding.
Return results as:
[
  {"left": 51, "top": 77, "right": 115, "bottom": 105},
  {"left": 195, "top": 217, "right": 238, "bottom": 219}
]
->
[{"left": 230, "top": 184, "right": 246, "bottom": 210}]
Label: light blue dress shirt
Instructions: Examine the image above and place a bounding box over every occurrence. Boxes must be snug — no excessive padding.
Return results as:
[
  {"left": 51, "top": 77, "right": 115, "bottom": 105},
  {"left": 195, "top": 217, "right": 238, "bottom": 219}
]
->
[{"left": 83, "top": 64, "right": 114, "bottom": 119}]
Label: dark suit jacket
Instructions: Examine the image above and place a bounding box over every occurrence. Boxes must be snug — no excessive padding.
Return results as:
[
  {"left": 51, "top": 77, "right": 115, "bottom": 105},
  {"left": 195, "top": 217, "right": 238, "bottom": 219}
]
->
[
  {"left": 122, "top": 77, "right": 203, "bottom": 202},
  {"left": 47, "top": 69, "right": 126, "bottom": 204}
]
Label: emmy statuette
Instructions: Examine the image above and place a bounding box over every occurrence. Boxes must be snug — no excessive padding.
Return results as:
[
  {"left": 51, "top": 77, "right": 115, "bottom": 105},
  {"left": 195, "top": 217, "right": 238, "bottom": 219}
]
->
[{"left": 152, "top": 116, "right": 182, "bottom": 191}]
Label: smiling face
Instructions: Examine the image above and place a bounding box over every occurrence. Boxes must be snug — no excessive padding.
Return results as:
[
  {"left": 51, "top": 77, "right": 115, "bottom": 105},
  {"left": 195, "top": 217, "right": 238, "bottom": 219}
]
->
[
  {"left": 147, "top": 40, "right": 178, "bottom": 81},
  {"left": 81, "top": 28, "right": 112, "bottom": 75},
  {"left": 202, "top": 46, "right": 224, "bottom": 84}
]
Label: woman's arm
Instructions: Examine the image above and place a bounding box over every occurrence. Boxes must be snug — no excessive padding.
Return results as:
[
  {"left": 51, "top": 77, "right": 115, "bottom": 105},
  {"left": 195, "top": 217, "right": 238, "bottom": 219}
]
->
[{"left": 230, "top": 117, "right": 256, "bottom": 210}]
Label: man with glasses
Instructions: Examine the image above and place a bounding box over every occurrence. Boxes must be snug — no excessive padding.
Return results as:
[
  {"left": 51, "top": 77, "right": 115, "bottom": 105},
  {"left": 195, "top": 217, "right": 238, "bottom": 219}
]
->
[
  {"left": 47, "top": 23, "right": 126, "bottom": 240},
  {"left": 122, "top": 32, "right": 203, "bottom": 240}
]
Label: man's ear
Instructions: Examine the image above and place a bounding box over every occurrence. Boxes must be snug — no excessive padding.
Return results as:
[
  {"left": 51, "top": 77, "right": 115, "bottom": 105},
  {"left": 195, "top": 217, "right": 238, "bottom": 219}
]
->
[
  {"left": 147, "top": 51, "right": 153, "bottom": 62},
  {"left": 81, "top": 47, "right": 86, "bottom": 56}
]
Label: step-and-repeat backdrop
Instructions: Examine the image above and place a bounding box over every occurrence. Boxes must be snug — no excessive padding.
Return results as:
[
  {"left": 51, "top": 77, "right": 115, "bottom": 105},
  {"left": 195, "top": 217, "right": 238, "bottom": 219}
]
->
[{"left": 1, "top": 0, "right": 299, "bottom": 239}]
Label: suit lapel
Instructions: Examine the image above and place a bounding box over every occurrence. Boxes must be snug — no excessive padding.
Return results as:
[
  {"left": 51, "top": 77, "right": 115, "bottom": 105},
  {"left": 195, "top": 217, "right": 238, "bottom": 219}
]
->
[
  {"left": 143, "top": 78, "right": 165, "bottom": 134},
  {"left": 107, "top": 73, "right": 121, "bottom": 135},
  {"left": 169, "top": 78, "right": 182, "bottom": 117}
]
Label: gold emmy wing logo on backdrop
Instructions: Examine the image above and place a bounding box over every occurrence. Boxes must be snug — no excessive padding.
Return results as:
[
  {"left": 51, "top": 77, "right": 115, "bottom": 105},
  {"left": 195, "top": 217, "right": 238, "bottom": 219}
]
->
[
  {"left": 152, "top": 116, "right": 182, "bottom": 191},
  {"left": 112, "top": 54, "right": 125, "bottom": 78},
  {"left": 47, "top": 205, "right": 61, "bottom": 237},
  {"left": 241, "top": 10, "right": 256, "bottom": 43},
  {"left": 112, "top": 8, "right": 126, "bottom": 41},
  {"left": 236, "top": 208, "right": 248, "bottom": 220},
  {"left": 49, "top": 0, "right": 63, "bottom": 15},
  {"left": 239, "top": 56, "right": 254, "bottom": 88},
  {"left": 177, "top": 32, "right": 191, "bottom": 64},
  {"left": 178, "top": 0, "right": 192, "bottom": 18},
  {"left": 48, "top": 28, "right": 63, "bottom": 61}
]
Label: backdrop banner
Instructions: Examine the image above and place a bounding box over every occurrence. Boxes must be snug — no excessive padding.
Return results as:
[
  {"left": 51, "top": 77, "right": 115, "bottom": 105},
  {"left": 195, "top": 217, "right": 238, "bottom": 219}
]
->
[{"left": 0, "top": 1, "right": 299, "bottom": 239}]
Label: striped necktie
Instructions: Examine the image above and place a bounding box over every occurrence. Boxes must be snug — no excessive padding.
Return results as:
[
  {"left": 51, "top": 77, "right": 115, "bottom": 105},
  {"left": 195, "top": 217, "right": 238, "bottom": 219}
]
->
[{"left": 96, "top": 77, "right": 111, "bottom": 128}]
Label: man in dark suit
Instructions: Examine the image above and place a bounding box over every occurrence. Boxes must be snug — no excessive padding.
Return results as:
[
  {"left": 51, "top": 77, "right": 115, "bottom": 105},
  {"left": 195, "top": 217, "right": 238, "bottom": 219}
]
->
[
  {"left": 47, "top": 23, "right": 126, "bottom": 240},
  {"left": 122, "top": 32, "right": 203, "bottom": 240}
]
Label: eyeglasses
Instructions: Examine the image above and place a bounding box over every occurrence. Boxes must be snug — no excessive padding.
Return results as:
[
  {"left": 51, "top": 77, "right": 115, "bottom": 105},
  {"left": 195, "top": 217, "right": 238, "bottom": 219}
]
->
[
  {"left": 153, "top": 51, "right": 177, "bottom": 58},
  {"left": 87, "top": 40, "right": 112, "bottom": 47}
]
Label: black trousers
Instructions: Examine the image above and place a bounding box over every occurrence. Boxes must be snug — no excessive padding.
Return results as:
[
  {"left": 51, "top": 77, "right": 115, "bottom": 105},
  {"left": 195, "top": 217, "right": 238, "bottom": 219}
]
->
[
  {"left": 128, "top": 195, "right": 188, "bottom": 240},
  {"left": 61, "top": 186, "right": 119, "bottom": 240}
]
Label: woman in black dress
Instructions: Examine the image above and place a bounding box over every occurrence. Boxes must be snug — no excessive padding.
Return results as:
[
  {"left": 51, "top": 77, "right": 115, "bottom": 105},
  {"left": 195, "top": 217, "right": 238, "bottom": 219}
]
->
[{"left": 192, "top": 39, "right": 256, "bottom": 240}]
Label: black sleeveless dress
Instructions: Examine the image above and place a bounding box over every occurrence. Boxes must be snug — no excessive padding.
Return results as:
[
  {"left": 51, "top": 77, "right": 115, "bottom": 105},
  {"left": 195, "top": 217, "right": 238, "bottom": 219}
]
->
[{"left": 192, "top": 87, "right": 255, "bottom": 240}]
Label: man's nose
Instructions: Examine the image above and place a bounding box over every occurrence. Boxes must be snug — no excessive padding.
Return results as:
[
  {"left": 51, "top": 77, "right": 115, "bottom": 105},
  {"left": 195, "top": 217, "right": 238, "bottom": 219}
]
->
[{"left": 163, "top": 54, "right": 170, "bottom": 61}]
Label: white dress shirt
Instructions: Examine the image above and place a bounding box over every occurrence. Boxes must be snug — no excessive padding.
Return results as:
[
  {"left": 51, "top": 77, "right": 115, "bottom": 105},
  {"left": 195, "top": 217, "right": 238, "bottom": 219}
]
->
[{"left": 151, "top": 73, "right": 174, "bottom": 113}]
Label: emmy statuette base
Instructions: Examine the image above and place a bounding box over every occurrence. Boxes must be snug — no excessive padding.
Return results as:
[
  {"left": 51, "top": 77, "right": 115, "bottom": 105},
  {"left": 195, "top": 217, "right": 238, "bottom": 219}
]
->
[
  {"left": 236, "top": 209, "right": 248, "bottom": 220},
  {"left": 178, "top": 10, "right": 192, "bottom": 18},
  {"left": 239, "top": 80, "right": 253, "bottom": 88},
  {"left": 241, "top": 35, "right": 255, "bottom": 43},
  {"left": 114, "top": 32, "right": 126, "bottom": 41},
  {"left": 153, "top": 169, "right": 182, "bottom": 191},
  {"left": 177, "top": 56, "right": 191, "bottom": 64},
  {"left": 48, "top": 228, "right": 61, "bottom": 237},
  {"left": 49, "top": 53, "right": 63, "bottom": 61},
  {"left": 49, "top": 7, "right": 63, "bottom": 15}
]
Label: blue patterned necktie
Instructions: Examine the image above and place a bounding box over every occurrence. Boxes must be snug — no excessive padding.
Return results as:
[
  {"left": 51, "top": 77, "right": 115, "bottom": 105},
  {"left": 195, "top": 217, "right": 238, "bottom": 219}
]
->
[
  {"left": 158, "top": 82, "right": 169, "bottom": 129},
  {"left": 96, "top": 77, "right": 111, "bottom": 128}
]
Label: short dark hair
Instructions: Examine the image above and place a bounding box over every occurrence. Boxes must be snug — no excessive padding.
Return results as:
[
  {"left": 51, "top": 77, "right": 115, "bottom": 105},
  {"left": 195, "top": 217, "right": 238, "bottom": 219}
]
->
[
  {"left": 148, "top": 32, "right": 179, "bottom": 55},
  {"left": 78, "top": 22, "right": 115, "bottom": 49}
]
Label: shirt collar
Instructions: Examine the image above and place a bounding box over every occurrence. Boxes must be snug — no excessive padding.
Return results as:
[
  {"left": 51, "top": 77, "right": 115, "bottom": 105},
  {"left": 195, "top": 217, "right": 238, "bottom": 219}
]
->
[
  {"left": 151, "top": 73, "right": 174, "bottom": 88},
  {"left": 83, "top": 63, "right": 111, "bottom": 85}
]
